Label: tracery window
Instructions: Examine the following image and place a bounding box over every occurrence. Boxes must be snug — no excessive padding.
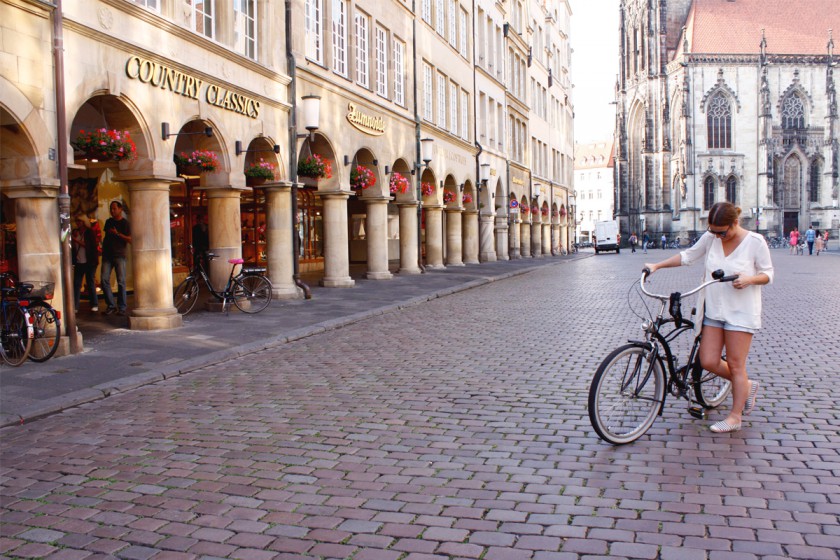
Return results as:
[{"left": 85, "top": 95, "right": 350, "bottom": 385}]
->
[
  {"left": 726, "top": 176, "right": 737, "bottom": 204},
  {"left": 783, "top": 156, "right": 802, "bottom": 208},
  {"left": 782, "top": 94, "right": 805, "bottom": 129},
  {"left": 810, "top": 159, "right": 821, "bottom": 202},
  {"left": 707, "top": 93, "right": 731, "bottom": 149},
  {"left": 703, "top": 176, "right": 715, "bottom": 210}
]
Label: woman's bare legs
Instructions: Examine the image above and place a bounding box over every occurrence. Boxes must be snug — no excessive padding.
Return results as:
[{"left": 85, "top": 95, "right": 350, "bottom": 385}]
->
[{"left": 699, "top": 325, "right": 753, "bottom": 426}]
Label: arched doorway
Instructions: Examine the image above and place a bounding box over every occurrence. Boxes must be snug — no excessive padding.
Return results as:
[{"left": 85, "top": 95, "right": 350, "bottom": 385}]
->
[
  {"left": 390, "top": 158, "right": 416, "bottom": 273},
  {"left": 442, "top": 174, "right": 462, "bottom": 266},
  {"left": 419, "top": 168, "right": 440, "bottom": 267}
]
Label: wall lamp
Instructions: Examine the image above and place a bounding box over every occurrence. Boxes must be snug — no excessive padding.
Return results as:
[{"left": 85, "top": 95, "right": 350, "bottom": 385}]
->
[
  {"left": 162, "top": 122, "right": 213, "bottom": 141},
  {"left": 235, "top": 141, "right": 280, "bottom": 156},
  {"left": 344, "top": 155, "right": 351, "bottom": 166},
  {"left": 479, "top": 163, "right": 490, "bottom": 186},
  {"left": 384, "top": 165, "right": 391, "bottom": 175},
  {"left": 297, "top": 95, "right": 321, "bottom": 142},
  {"left": 411, "top": 138, "right": 434, "bottom": 174}
]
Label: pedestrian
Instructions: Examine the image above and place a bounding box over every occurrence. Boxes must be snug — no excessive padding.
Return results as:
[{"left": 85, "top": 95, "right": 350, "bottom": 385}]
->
[
  {"left": 101, "top": 200, "right": 131, "bottom": 316},
  {"left": 191, "top": 212, "right": 209, "bottom": 271},
  {"left": 644, "top": 202, "right": 773, "bottom": 433},
  {"left": 629, "top": 232, "right": 638, "bottom": 253},
  {"left": 789, "top": 227, "right": 799, "bottom": 255},
  {"left": 805, "top": 225, "right": 816, "bottom": 255},
  {"left": 823, "top": 229, "right": 829, "bottom": 251},
  {"left": 814, "top": 230, "right": 823, "bottom": 255},
  {"left": 642, "top": 230, "right": 649, "bottom": 253},
  {"left": 660, "top": 233, "right": 667, "bottom": 249},
  {"left": 71, "top": 216, "right": 99, "bottom": 313}
]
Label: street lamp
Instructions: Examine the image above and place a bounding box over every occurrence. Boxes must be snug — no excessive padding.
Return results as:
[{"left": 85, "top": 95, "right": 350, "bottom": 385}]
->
[
  {"left": 479, "top": 162, "right": 490, "bottom": 185},
  {"left": 300, "top": 95, "right": 321, "bottom": 142}
]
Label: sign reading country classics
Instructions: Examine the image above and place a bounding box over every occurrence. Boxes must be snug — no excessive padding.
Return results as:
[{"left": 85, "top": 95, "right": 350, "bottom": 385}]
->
[
  {"left": 125, "top": 56, "right": 260, "bottom": 119},
  {"left": 346, "top": 103, "right": 385, "bottom": 135}
]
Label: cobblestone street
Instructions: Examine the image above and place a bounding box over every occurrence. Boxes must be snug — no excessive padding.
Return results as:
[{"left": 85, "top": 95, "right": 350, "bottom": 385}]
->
[{"left": 2, "top": 251, "right": 839, "bottom": 559}]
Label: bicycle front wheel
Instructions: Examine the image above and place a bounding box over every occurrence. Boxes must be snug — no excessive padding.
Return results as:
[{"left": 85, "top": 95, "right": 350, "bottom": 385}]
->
[
  {"left": 173, "top": 277, "right": 200, "bottom": 315},
  {"left": 589, "top": 344, "right": 666, "bottom": 445},
  {"left": 1, "top": 305, "right": 33, "bottom": 367},
  {"left": 28, "top": 303, "right": 60, "bottom": 362},
  {"left": 233, "top": 275, "right": 272, "bottom": 313},
  {"left": 692, "top": 356, "right": 732, "bottom": 408}
]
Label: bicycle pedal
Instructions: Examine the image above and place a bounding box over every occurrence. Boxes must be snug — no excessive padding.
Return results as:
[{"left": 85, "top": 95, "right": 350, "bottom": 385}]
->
[{"left": 688, "top": 406, "right": 706, "bottom": 420}]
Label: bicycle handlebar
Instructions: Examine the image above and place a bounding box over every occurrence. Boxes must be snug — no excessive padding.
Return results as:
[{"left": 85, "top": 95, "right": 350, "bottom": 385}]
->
[{"left": 640, "top": 268, "right": 737, "bottom": 300}]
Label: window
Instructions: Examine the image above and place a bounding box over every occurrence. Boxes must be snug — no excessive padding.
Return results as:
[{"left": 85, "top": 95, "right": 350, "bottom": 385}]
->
[
  {"left": 459, "top": 8, "right": 468, "bottom": 58},
  {"left": 726, "top": 176, "right": 737, "bottom": 204},
  {"left": 305, "top": 0, "right": 323, "bottom": 63},
  {"left": 375, "top": 27, "right": 387, "bottom": 97},
  {"left": 355, "top": 13, "right": 369, "bottom": 87},
  {"left": 234, "top": 0, "right": 257, "bottom": 60},
  {"left": 703, "top": 176, "right": 715, "bottom": 210},
  {"left": 332, "top": 0, "right": 348, "bottom": 76},
  {"left": 130, "top": 0, "right": 159, "bottom": 9},
  {"left": 423, "top": 63, "right": 433, "bottom": 121},
  {"left": 707, "top": 93, "right": 731, "bottom": 149},
  {"left": 461, "top": 90, "right": 468, "bottom": 140},
  {"left": 809, "top": 159, "right": 821, "bottom": 202},
  {"left": 422, "top": 0, "right": 431, "bottom": 24},
  {"left": 393, "top": 39, "right": 405, "bottom": 106},
  {"left": 784, "top": 156, "right": 802, "bottom": 208},
  {"left": 782, "top": 94, "right": 805, "bottom": 129},
  {"left": 437, "top": 72, "right": 447, "bottom": 128},
  {"left": 448, "top": 0, "right": 457, "bottom": 47},
  {"left": 450, "top": 82, "right": 458, "bottom": 136},
  {"left": 191, "top": 0, "right": 214, "bottom": 39},
  {"left": 436, "top": 0, "right": 445, "bottom": 35}
]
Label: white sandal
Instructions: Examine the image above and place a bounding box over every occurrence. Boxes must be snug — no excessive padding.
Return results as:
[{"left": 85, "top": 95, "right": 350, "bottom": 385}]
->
[
  {"left": 744, "top": 380, "right": 760, "bottom": 415},
  {"left": 710, "top": 419, "right": 741, "bottom": 433}
]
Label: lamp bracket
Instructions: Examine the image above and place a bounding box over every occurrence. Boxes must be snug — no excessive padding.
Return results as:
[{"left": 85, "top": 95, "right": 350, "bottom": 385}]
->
[
  {"left": 162, "top": 122, "right": 213, "bottom": 141},
  {"left": 235, "top": 140, "right": 281, "bottom": 156}
]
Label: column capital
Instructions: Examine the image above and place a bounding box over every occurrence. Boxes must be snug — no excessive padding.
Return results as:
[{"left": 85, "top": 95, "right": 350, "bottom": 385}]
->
[
  {"left": 0, "top": 179, "right": 61, "bottom": 198},
  {"left": 256, "top": 181, "right": 294, "bottom": 192},
  {"left": 318, "top": 191, "right": 352, "bottom": 201},
  {"left": 361, "top": 196, "right": 393, "bottom": 204}
]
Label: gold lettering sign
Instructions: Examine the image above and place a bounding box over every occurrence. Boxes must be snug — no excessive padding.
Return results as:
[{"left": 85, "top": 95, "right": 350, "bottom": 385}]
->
[
  {"left": 512, "top": 177, "right": 525, "bottom": 186},
  {"left": 346, "top": 103, "right": 385, "bottom": 135},
  {"left": 125, "top": 56, "right": 260, "bottom": 119}
]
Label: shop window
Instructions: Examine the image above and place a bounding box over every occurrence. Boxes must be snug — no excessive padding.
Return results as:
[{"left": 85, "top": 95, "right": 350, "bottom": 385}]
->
[
  {"left": 169, "top": 181, "right": 208, "bottom": 271},
  {"left": 297, "top": 188, "right": 324, "bottom": 261},
  {"left": 234, "top": 0, "right": 257, "bottom": 60},
  {"left": 0, "top": 195, "right": 17, "bottom": 277},
  {"left": 241, "top": 189, "right": 267, "bottom": 264}
]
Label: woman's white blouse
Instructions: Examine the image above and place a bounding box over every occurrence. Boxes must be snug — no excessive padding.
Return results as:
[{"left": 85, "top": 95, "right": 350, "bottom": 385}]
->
[{"left": 680, "top": 231, "right": 774, "bottom": 329}]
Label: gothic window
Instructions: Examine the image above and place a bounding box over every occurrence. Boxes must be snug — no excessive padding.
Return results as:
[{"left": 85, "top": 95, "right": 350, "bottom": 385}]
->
[
  {"left": 810, "top": 159, "right": 821, "bottom": 202},
  {"left": 703, "top": 176, "right": 715, "bottom": 210},
  {"left": 726, "top": 176, "right": 737, "bottom": 204},
  {"left": 707, "top": 93, "right": 732, "bottom": 149},
  {"left": 783, "top": 156, "right": 801, "bottom": 208},
  {"left": 782, "top": 94, "right": 805, "bottom": 130}
]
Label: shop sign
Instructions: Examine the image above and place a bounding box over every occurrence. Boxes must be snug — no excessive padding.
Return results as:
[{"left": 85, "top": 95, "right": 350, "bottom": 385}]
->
[
  {"left": 346, "top": 103, "right": 385, "bottom": 135},
  {"left": 512, "top": 176, "right": 525, "bottom": 186},
  {"left": 125, "top": 56, "right": 260, "bottom": 119}
]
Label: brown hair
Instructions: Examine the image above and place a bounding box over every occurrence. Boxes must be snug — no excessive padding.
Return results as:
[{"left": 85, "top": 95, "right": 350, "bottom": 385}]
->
[{"left": 707, "top": 202, "right": 741, "bottom": 227}]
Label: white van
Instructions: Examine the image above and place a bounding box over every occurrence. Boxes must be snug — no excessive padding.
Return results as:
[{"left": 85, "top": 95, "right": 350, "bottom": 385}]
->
[{"left": 594, "top": 220, "right": 620, "bottom": 254}]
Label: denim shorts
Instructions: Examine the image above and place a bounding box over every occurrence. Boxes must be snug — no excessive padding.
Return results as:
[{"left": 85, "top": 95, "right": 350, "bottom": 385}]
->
[{"left": 703, "top": 317, "right": 757, "bottom": 334}]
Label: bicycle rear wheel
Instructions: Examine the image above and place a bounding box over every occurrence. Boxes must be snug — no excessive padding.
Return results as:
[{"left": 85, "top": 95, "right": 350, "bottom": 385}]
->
[
  {"left": 173, "top": 277, "right": 200, "bottom": 315},
  {"left": 589, "top": 344, "right": 665, "bottom": 445},
  {"left": 233, "top": 275, "right": 272, "bottom": 313},
  {"left": 692, "top": 356, "right": 731, "bottom": 408},
  {"left": 1, "top": 305, "right": 33, "bottom": 367},
  {"left": 28, "top": 303, "right": 60, "bottom": 362}
]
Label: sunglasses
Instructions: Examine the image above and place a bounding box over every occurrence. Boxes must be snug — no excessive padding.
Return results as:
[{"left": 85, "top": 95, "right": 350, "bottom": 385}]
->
[{"left": 707, "top": 225, "right": 731, "bottom": 238}]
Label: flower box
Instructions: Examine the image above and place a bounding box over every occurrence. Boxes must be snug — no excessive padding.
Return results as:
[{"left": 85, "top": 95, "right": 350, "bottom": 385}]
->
[
  {"left": 421, "top": 182, "right": 435, "bottom": 197},
  {"left": 462, "top": 193, "right": 473, "bottom": 204},
  {"left": 298, "top": 154, "right": 332, "bottom": 180},
  {"left": 351, "top": 165, "right": 376, "bottom": 192},
  {"left": 245, "top": 159, "right": 277, "bottom": 185},
  {"left": 389, "top": 172, "right": 410, "bottom": 195},
  {"left": 443, "top": 190, "right": 456, "bottom": 204},
  {"left": 175, "top": 150, "right": 219, "bottom": 174},
  {"left": 72, "top": 128, "right": 137, "bottom": 162}
]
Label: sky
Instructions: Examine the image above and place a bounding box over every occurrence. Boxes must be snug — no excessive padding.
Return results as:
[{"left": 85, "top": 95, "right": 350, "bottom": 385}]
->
[{"left": 569, "top": 0, "right": 620, "bottom": 145}]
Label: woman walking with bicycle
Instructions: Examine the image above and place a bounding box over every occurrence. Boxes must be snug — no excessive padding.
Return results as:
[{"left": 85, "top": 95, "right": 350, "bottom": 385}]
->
[{"left": 644, "top": 202, "right": 773, "bottom": 433}]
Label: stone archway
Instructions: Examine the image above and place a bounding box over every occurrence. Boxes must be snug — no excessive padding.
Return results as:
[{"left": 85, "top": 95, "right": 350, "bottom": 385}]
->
[
  {"left": 519, "top": 196, "right": 531, "bottom": 257},
  {"left": 419, "top": 168, "right": 441, "bottom": 268},
  {"left": 493, "top": 179, "right": 509, "bottom": 260},
  {"left": 442, "top": 175, "right": 462, "bottom": 266},
  {"left": 348, "top": 148, "right": 390, "bottom": 279},
  {"left": 390, "top": 158, "right": 419, "bottom": 274},
  {"left": 462, "top": 180, "right": 480, "bottom": 264}
]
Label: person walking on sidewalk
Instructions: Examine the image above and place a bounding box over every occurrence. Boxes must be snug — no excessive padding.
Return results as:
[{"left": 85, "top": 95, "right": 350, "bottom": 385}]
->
[
  {"left": 71, "top": 216, "right": 99, "bottom": 313},
  {"left": 101, "top": 200, "right": 131, "bottom": 316},
  {"left": 815, "top": 230, "right": 824, "bottom": 255},
  {"left": 629, "top": 232, "right": 638, "bottom": 253},
  {"left": 643, "top": 202, "right": 773, "bottom": 433},
  {"left": 642, "top": 230, "right": 650, "bottom": 254},
  {"left": 660, "top": 233, "right": 667, "bottom": 249},
  {"left": 805, "top": 225, "right": 816, "bottom": 255},
  {"left": 789, "top": 227, "right": 799, "bottom": 255}
]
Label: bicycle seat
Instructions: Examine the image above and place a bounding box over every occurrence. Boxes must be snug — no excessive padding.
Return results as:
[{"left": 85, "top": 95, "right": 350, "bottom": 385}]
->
[{"left": 229, "top": 258, "right": 244, "bottom": 265}]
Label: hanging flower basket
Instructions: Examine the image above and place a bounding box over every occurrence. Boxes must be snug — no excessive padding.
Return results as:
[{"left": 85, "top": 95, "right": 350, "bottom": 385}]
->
[
  {"left": 521, "top": 205, "right": 530, "bottom": 214},
  {"left": 443, "top": 190, "right": 456, "bottom": 204},
  {"left": 297, "top": 154, "right": 332, "bottom": 180},
  {"left": 245, "top": 159, "right": 277, "bottom": 185},
  {"left": 72, "top": 128, "right": 137, "bottom": 162},
  {"left": 174, "top": 150, "right": 219, "bottom": 174},
  {"left": 531, "top": 205, "right": 539, "bottom": 214},
  {"left": 421, "top": 182, "right": 435, "bottom": 197},
  {"left": 389, "top": 172, "right": 410, "bottom": 195},
  {"left": 462, "top": 192, "right": 473, "bottom": 204},
  {"left": 351, "top": 165, "right": 376, "bottom": 193},
  {"left": 541, "top": 207, "right": 549, "bottom": 216},
  {"left": 552, "top": 209, "right": 559, "bottom": 217},
  {"left": 560, "top": 206, "right": 567, "bottom": 217}
]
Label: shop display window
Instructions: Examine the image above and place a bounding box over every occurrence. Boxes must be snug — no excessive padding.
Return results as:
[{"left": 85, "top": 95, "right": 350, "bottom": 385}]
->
[
  {"left": 1, "top": 195, "right": 17, "bottom": 276},
  {"left": 297, "top": 188, "right": 323, "bottom": 261},
  {"left": 241, "top": 188, "right": 267, "bottom": 264},
  {"left": 169, "top": 180, "right": 207, "bottom": 272}
]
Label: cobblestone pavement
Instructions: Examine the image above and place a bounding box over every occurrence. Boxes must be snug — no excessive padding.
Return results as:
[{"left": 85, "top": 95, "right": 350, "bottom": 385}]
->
[{"left": 1, "top": 250, "right": 839, "bottom": 559}]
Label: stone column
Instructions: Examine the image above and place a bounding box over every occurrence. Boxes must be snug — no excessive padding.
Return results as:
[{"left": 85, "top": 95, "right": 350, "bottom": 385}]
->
[
  {"left": 263, "top": 183, "right": 301, "bottom": 299},
  {"left": 520, "top": 219, "right": 531, "bottom": 257},
  {"left": 365, "top": 197, "right": 392, "bottom": 279},
  {"left": 531, "top": 221, "right": 542, "bottom": 257},
  {"left": 398, "top": 203, "right": 421, "bottom": 274},
  {"left": 463, "top": 210, "right": 480, "bottom": 264},
  {"left": 320, "top": 192, "right": 355, "bottom": 287},
  {"left": 551, "top": 223, "right": 560, "bottom": 255},
  {"left": 495, "top": 215, "right": 509, "bottom": 260},
  {"left": 542, "top": 223, "right": 551, "bottom": 255},
  {"left": 425, "top": 205, "right": 445, "bottom": 268},
  {"left": 207, "top": 188, "right": 243, "bottom": 294},
  {"left": 445, "top": 208, "right": 464, "bottom": 266},
  {"left": 125, "top": 178, "right": 182, "bottom": 330},
  {"left": 479, "top": 213, "right": 497, "bottom": 262},
  {"left": 509, "top": 217, "right": 521, "bottom": 259}
]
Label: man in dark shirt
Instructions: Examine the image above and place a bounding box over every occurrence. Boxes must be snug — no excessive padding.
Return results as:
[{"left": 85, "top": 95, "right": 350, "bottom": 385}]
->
[
  {"left": 101, "top": 200, "right": 131, "bottom": 315},
  {"left": 191, "top": 212, "right": 209, "bottom": 272}
]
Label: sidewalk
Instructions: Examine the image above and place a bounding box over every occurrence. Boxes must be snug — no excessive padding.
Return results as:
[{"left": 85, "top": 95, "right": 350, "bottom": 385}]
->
[{"left": 0, "top": 254, "right": 588, "bottom": 428}]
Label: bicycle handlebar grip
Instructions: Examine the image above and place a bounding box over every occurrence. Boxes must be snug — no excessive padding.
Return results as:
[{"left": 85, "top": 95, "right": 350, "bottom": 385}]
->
[
  {"left": 720, "top": 274, "right": 739, "bottom": 282},
  {"left": 642, "top": 267, "right": 651, "bottom": 279}
]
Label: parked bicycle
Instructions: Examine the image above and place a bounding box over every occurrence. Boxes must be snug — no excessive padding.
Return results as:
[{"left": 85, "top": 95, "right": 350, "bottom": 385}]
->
[
  {"left": 588, "top": 268, "right": 736, "bottom": 444},
  {"left": 0, "top": 273, "right": 34, "bottom": 366},
  {"left": 1, "top": 273, "right": 61, "bottom": 362},
  {"left": 173, "top": 247, "right": 273, "bottom": 315}
]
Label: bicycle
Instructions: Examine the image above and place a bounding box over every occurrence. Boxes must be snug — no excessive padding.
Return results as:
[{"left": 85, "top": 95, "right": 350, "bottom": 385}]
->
[
  {"left": 1, "top": 273, "right": 61, "bottom": 362},
  {"left": 588, "top": 268, "right": 737, "bottom": 444},
  {"left": 173, "top": 247, "right": 273, "bottom": 315},
  {"left": 0, "top": 273, "right": 34, "bottom": 366}
]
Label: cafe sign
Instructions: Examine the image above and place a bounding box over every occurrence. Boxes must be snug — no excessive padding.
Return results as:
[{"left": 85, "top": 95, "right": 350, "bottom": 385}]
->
[
  {"left": 125, "top": 56, "right": 260, "bottom": 119},
  {"left": 346, "top": 103, "right": 385, "bottom": 135}
]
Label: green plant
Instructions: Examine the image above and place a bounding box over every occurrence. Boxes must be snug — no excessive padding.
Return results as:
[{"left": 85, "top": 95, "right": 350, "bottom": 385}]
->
[
  {"left": 174, "top": 150, "right": 219, "bottom": 172},
  {"left": 297, "top": 154, "right": 332, "bottom": 179},
  {"left": 389, "top": 172, "right": 410, "bottom": 194},
  {"left": 244, "top": 159, "right": 276, "bottom": 180},
  {"left": 350, "top": 165, "right": 376, "bottom": 191},
  {"left": 72, "top": 128, "right": 137, "bottom": 162}
]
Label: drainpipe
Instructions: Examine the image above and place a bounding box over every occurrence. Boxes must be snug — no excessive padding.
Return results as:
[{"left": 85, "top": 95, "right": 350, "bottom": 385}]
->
[
  {"left": 285, "top": 0, "right": 311, "bottom": 298},
  {"left": 52, "top": 0, "right": 79, "bottom": 353},
  {"left": 412, "top": 0, "right": 426, "bottom": 272}
]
